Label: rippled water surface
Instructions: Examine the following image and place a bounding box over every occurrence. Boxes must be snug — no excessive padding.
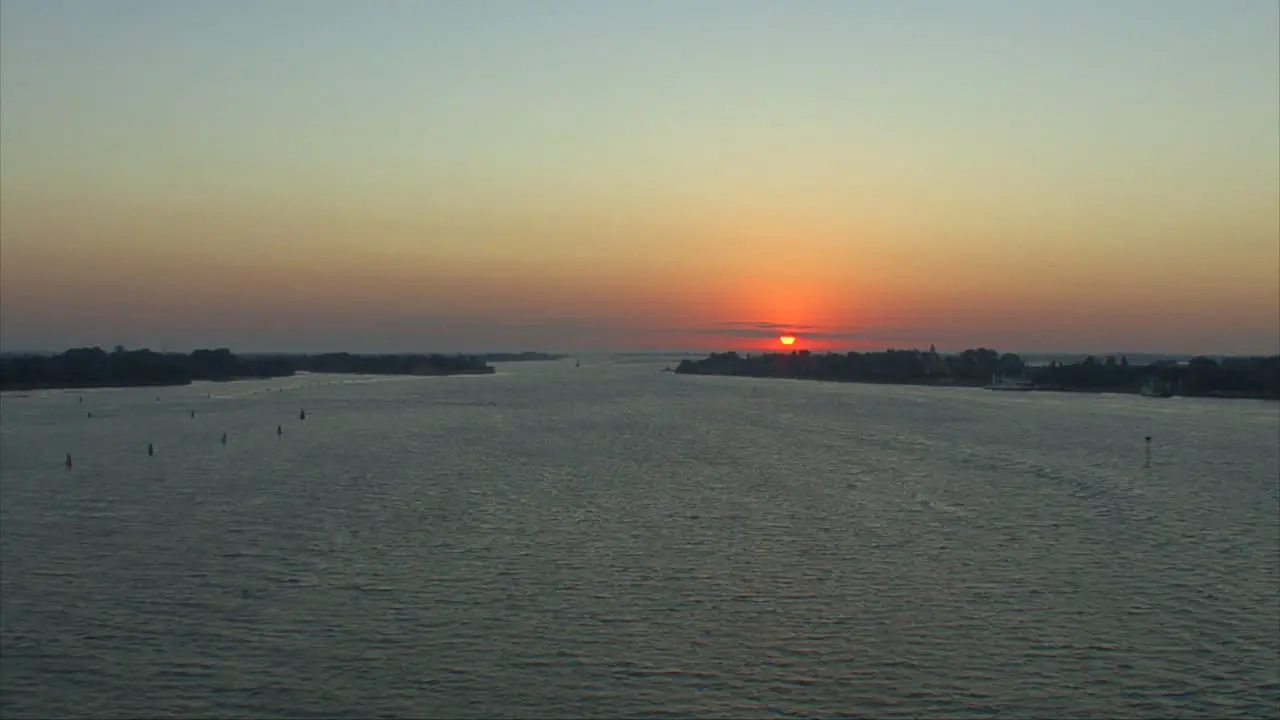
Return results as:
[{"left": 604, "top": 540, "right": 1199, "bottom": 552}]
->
[{"left": 3, "top": 359, "right": 1278, "bottom": 719}]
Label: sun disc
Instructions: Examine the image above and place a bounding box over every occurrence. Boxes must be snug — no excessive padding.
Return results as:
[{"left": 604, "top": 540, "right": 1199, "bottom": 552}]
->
[{"left": 779, "top": 335, "right": 796, "bottom": 346}]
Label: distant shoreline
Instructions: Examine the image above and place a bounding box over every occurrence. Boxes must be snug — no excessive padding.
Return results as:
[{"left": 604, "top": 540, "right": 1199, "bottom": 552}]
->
[
  {"left": 0, "top": 368, "right": 506, "bottom": 394},
  {"left": 676, "top": 374, "right": 1280, "bottom": 400},
  {"left": 0, "top": 347, "right": 505, "bottom": 393},
  {"left": 672, "top": 349, "right": 1280, "bottom": 402}
]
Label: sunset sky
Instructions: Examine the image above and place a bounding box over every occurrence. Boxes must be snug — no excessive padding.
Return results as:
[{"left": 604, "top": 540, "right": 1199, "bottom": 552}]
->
[{"left": 2, "top": 0, "right": 1277, "bottom": 355}]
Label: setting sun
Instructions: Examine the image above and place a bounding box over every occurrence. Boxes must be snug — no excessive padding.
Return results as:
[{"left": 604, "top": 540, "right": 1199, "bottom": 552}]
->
[{"left": 779, "top": 335, "right": 796, "bottom": 346}]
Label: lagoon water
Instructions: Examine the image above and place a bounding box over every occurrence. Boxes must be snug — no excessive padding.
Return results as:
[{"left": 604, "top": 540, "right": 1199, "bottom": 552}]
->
[{"left": 2, "top": 359, "right": 1278, "bottom": 719}]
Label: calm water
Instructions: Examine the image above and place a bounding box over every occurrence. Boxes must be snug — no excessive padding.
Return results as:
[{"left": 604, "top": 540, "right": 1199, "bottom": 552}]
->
[{"left": 2, "top": 359, "right": 1278, "bottom": 719}]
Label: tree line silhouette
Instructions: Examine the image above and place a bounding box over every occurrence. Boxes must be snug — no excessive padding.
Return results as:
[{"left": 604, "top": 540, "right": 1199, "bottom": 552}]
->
[
  {"left": 0, "top": 346, "right": 497, "bottom": 391},
  {"left": 674, "top": 347, "right": 1280, "bottom": 400}
]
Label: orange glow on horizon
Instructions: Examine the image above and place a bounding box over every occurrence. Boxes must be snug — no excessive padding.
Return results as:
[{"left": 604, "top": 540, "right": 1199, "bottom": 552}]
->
[{"left": 779, "top": 335, "right": 797, "bottom": 346}]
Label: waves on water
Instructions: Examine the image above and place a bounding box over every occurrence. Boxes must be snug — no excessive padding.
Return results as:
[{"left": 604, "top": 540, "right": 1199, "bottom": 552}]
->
[{"left": 2, "top": 364, "right": 1277, "bottom": 718}]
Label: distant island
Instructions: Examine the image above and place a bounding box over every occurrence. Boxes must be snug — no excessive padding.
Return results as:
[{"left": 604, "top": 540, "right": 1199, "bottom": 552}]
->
[
  {"left": 673, "top": 347, "right": 1280, "bottom": 401},
  {"left": 0, "top": 346, "right": 499, "bottom": 392}
]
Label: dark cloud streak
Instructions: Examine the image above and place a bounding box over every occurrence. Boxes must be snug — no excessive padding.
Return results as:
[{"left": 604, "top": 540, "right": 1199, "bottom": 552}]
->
[{"left": 693, "top": 321, "right": 933, "bottom": 342}]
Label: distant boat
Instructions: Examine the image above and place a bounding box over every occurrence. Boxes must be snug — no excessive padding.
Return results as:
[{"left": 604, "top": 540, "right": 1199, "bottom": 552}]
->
[
  {"left": 986, "top": 373, "right": 1036, "bottom": 391},
  {"left": 575, "top": 360, "right": 581, "bottom": 368}
]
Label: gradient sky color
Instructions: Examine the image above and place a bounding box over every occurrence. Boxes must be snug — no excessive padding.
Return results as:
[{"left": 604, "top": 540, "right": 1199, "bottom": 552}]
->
[{"left": 2, "top": 0, "right": 1277, "bottom": 355}]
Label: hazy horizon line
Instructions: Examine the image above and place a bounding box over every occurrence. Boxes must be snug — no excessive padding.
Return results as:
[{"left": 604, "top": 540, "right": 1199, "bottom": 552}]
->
[{"left": 3, "top": 345, "right": 1277, "bottom": 360}]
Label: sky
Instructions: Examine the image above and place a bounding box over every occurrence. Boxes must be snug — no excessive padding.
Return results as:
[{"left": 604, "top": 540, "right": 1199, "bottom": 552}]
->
[{"left": 2, "top": 0, "right": 1277, "bottom": 355}]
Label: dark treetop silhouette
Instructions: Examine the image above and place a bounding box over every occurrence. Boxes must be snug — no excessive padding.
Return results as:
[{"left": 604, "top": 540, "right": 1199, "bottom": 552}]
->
[
  {"left": 0, "top": 346, "right": 499, "bottom": 392},
  {"left": 673, "top": 348, "right": 1280, "bottom": 400}
]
